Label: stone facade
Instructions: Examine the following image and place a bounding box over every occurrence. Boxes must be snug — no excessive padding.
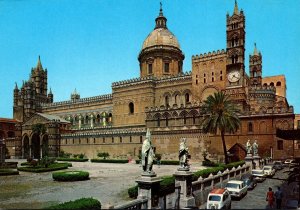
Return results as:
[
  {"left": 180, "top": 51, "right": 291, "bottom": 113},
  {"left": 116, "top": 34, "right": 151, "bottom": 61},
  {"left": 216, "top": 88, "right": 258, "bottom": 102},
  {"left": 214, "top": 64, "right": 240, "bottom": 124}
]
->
[{"left": 11, "top": 3, "right": 295, "bottom": 160}]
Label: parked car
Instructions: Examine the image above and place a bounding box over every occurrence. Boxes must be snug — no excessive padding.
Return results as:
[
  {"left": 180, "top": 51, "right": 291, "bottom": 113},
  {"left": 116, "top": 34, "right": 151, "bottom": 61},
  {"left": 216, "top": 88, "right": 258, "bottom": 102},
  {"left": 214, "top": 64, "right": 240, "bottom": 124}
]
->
[
  {"left": 284, "top": 159, "right": 294, "bottom": 167},
  {"left": 206, "top": 188, "right": 231, "bottom": 209},
  {"left": 252, "top": 169, "right": 266, "bottom": 182},
  {"left": 240, "top": 173, "right": 257, "bottom": 190},
  {"left": 263, "top": 165, "right": 276, "bottom": 177},
  {"left": 273, "top": 161, "right": 284, "bottom": 171},
  {"left": 225, "top": 180, "right": 248, "bottom": 199}
]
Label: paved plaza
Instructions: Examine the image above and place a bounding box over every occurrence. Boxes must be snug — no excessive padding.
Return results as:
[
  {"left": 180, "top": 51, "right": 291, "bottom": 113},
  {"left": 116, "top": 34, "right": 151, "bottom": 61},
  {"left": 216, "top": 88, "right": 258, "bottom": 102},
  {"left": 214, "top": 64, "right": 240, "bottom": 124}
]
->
[{"left": 0, "top": 159, "right": 205, "bottom": 209}]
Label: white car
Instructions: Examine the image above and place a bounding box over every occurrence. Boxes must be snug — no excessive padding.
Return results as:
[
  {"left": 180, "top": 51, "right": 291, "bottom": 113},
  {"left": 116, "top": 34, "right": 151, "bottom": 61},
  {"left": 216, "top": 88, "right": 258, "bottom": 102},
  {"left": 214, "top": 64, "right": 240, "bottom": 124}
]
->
[
  {"left": 252, "top": 169, "right": 266, "bottom": 182},
  {"left": 206, "top": 188, "right": 231, "bottom": 209},
  {"left": 225, "top": 180, "right": 247, "bottom": 199},
  {"left": 263, "top": 165, "right": 275, "bottom": 177}
]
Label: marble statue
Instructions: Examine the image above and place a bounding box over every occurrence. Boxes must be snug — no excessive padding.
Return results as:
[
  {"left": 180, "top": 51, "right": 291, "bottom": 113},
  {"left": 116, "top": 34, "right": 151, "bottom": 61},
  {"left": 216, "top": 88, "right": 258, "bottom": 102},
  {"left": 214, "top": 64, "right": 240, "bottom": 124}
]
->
[
  {"left": 179, "top": 138, "right": 190, "bottom": 168},
  {"left": 142, "top": 128, "right": 155, "bottom": 173},
  {"left": 252, "top": 140, "right": 258, "bottom": 156},
  {"left": 246, "top": 139, "right": 252, "bottom": 154}
]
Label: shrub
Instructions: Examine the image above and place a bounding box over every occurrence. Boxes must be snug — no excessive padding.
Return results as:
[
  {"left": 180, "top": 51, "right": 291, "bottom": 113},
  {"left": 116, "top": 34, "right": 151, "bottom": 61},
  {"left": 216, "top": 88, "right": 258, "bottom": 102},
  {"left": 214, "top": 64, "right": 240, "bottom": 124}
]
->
[
  {"left": 90, "top": 159, "right": 128, "bottom": 163},
  {"left": 47, "top": 197, "right": 101, "bottom": 209},
  {"left": 0, "top": 169, "right": 19, "bottom": 176},
  {"left": 18, "top": 163, "right": 69, "bottom": 173},
  {"left": 128, "top": 185, "right": 138, "bottom": 198},
  {"left": 56, "top": 158, "right": 89, "bottom": 162},
  {"left": 202, "top": 160, "right": 219, "bottom": 167},
  {"left": 97, "top": 152, "right": 109, "bottom": 159},
  {"left": 59, "top": 150, "right": 71, "bottom": 158},
  {"left": 78, "top": 153, "right": 85, "bottom": 159},
  {"left": 52, "top": 171, "right": 89, "bottom": 181},
  {"left": 160, "top": 160, "right": 179, "bottom": 165}
]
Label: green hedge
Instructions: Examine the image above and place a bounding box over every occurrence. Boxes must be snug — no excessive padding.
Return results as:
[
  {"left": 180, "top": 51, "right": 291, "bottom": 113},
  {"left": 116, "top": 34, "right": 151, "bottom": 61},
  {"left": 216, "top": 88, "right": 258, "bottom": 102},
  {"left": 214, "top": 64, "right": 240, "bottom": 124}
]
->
[
  {"left": 135, "top": 160, "right": 179, "bottom": 165},
  {"left": 47, "top": 197, "right": 101, "bottom": 209},
  {"left": 0, "top": 169, "right": 19, "bottom": 176},
  {"left": 56, "top": 158, "right": 89, "bottom": 162},
  {"left": 52, "top": 171, "right": 89, "bottom": 181},
  {"left": 128, "top": 185, "right": 138, "bottom": 198},
  {"left": 90, "top": 159, "right": 128, "bottom": 163},
  {"left": 18, "top": 163, "right": 69, "bottom": 173}
]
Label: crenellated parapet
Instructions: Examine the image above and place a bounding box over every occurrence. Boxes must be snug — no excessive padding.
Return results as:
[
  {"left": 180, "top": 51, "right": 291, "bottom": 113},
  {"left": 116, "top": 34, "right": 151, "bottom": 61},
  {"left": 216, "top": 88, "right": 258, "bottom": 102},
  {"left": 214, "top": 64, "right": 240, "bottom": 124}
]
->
[
  {"left": 112, "top": 72, "right": 191, "bottom": 89},
  {"left": 192, "top": 49, "right": 226, "bottom": 62},
  {"left": 248, "top": 85, "right": 276, "bottom": 99},
  {"left": 41, "top": 94, "right": 112, "bottom": 108}
]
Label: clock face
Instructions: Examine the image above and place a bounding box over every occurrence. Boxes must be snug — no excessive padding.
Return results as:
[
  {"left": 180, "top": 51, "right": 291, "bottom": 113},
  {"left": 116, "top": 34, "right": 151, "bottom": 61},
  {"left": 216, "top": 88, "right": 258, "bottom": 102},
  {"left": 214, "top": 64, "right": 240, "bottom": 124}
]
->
[{"left": 228, "top": 70, "right": 241, "bottom": 83}]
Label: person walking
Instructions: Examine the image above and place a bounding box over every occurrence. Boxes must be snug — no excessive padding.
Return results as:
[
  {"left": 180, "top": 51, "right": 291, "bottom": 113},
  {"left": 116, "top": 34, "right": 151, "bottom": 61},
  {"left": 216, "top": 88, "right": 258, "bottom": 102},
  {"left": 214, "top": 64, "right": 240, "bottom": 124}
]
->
[
  {"left": 275, "top": 187, "right": 283, "bottom": 209},
  {"left": 266, "top": 187, "right": 275, "bottom": 209}
]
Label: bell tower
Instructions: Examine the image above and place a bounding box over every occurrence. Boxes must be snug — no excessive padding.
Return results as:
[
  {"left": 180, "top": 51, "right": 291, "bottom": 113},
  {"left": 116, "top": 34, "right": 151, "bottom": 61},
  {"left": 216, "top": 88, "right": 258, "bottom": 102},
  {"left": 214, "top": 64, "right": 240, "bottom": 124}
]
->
[
  {"left": 249, "top": 43, "right": 262, "bottom": 86},
  {"left": 226, "top": 0, "right": 246, "bottom": 88}
]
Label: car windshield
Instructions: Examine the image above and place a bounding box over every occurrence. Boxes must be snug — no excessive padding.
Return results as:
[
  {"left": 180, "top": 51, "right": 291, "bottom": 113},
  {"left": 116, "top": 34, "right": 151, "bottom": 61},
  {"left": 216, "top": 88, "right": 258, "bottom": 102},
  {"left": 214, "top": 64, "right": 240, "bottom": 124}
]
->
[
  {"left": 209, "top": 195, "right": 221, "bottom": 201},
  {"left": 226, "top": 183, "right": 239, "bottom": 189},
  {"left": 252, "top": 170, "right": 263, "bottom": 175}
]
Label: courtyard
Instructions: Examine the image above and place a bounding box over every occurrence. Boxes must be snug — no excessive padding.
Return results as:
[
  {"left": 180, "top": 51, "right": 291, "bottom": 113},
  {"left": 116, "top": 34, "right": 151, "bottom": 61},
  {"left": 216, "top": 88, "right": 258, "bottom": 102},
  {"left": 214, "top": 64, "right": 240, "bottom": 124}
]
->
[{"left": 0, "top": 159, "right": 205, "bottom": 209}]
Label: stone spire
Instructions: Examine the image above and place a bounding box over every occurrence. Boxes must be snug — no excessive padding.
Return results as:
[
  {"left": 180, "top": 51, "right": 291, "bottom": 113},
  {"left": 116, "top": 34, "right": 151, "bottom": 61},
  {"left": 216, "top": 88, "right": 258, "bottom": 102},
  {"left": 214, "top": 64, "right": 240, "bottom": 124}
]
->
[
  {"left": 14, "top": 82, "right": 18, "bottom": 90},
  {"left": 49, "top": 87, "right": 52, "bottom": 94},
  {"left": 155, "top": 2, "right": 167, "bottom": 29},
  {"left": 233, "top": 0, "right": 239, "bottom": 15},
  {"left": 36, "top": 55, "right": 43, "bottom": 70},
  {"left": 253, "top": 43, "right": 259, "bottom": 56}
]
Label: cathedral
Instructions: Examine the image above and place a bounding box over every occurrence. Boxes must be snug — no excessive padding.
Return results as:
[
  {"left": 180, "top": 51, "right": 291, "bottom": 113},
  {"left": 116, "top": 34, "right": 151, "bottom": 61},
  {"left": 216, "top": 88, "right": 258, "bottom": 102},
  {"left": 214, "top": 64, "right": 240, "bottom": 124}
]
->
[{"left": 7, "top": 2, "right": 295, "bottom": 161}]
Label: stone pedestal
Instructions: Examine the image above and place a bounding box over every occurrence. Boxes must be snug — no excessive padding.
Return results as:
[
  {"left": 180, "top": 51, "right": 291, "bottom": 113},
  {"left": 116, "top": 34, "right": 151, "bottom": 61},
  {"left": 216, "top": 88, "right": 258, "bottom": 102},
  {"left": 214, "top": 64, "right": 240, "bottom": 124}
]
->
[
  {"left": 136, "top": 174, "right": 161, "bottom": 209},
  {"left": 174, "top": 168, "right": 195, "bottom": 208},
  {"left": 245, "top": 154, "right": 253, "bottom": 170},
  {"left": 253, "top": 155, "right": 261, "bottom": 169}
]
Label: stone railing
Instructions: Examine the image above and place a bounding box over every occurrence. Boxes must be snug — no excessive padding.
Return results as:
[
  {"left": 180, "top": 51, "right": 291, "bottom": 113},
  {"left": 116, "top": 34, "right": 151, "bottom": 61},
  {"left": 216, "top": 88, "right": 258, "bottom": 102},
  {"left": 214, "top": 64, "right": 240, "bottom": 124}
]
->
[
  {"left": 192, "top": 164, "right": 251, "bottom": 207},
  {"left": 114, "top": 198, "right": 148, "bottom": 209}
]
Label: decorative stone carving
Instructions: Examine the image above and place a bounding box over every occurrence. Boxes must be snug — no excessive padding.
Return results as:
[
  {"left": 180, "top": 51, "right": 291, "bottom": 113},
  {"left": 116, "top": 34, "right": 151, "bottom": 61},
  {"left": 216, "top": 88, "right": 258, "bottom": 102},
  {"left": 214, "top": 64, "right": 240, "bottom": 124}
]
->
[
  {"left": 141, "top": 128, "right": 155, "bottom": 175},
  {"left": 252, "top": 140, "right": 258, "bottom": 156},
  {"left": 246, "top": 139, "right": 252, "bottom": 155},
  {"left": 179, "top": 138, "right": 190, "bottom": 170}
]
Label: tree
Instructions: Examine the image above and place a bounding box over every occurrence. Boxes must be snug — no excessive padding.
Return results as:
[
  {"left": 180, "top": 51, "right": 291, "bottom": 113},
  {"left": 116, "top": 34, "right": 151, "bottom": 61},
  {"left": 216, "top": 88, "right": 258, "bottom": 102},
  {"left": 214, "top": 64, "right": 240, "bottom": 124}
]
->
[{"left": 200, "top": 91, "right": 241, "bottom": 164}]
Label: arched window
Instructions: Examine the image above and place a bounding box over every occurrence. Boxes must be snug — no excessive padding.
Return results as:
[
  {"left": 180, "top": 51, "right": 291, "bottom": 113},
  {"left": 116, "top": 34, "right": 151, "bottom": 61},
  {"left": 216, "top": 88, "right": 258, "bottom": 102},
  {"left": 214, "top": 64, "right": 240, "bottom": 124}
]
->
[
  {"left": 212, "top": 77, "right": 214, "bottom": 82},
  {"left": 157, "top": 117, "right": 160, "bottom": 127},
  {"left": 166, "top": 116, "right": 169, "bottom": 127},
  {"left": 108, "top": 113, "right": 112, "bottom": 123},
  {"left": 276, "top": 81, "right": 281, "bottom": 86},
  {"left": 183, "top": 115, "right": 187, "bottom": 125},
  {"left": 129, "top": 102, "right": 134, "bottom": 114},
  {"left": 174, "top": 94, "right": 178, "bottom": 104},
  {"left": 270, "top": 82, "right": 274, "bottom": 87},
  {"left": 204, "top": 78, "right": 206, "bottom": 83},
  {"left": 193, "top": 115, "right": 196, "bottom": 124},
  {"left": 85, "top": 115, "right": 89, "bottom": 125},
  {"left": 165, "top": 96, "right": 169, "bottom": 107},
  {"left": 231, "top": 38, "right": 234, "bottom": 47},
  {"left": 263, "top": 83, "right": 268, "bottom": 87},
  {"left": 232, "top": 55, "right": 235, "bottom": 64},
  {"left": 248, "top": 122, "right": 253, "bottom": 132},
  {"left": 185, "top": 93, "right": 190, "bottom": 103},
  {"left": 96, "top": 114, "right": 101, "bottom": 124},
  {"left": 148, "top": 63, "right": 153, "bottom": 74}
]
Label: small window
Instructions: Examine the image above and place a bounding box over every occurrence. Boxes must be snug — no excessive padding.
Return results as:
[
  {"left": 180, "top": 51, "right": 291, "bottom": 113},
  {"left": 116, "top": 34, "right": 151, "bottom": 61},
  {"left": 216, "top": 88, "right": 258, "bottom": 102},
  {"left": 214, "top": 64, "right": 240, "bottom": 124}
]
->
[
  {"left": 276, "top": 81, "right": 281, "bottom": 86},
  {"left": 157, "top": 117, "right": 160, "bottom": 127},
  {"left": 196, "top": 79, "right": 198, "bottom": 85},
  {"left": 204, "top": 73, "right": 206, "bottom": 77},
  {"left": 165, "top": 96, "right": 169, "bottom": 107},
  {"left": 112, "top": 137, "right": 114, "bottom": 143},
  {"left": 87, "top": 138, "right": 89, "bottom": 144},
  {"left": 174, "top": 94, "right": 178, "bottom": 104},
  {"left": 94, "top": 138, "right": 96, "bottom": 144},
  {"left": 166, "top": 117, "right": 169, "bottom": 127},
  {"left": 185, "top": 93, "right": 190, "bottom": 103},
  {"left": 212, "top": 77, "right": 214, "bottom": 82},
  {"left": 270, "top": 82, "right": 274, "bottom": 87},
  {"left": 220, "top": 76, "right": 223, "bottom": 81},
  {"left": 277, "top": 140, "right": 283, "bottom": 150},
  {"left": 130, "top": 136, "right": 132, "bottom": 143},
  {"left": 79, "top": 139, "right": 81, "bottom": 144},
  {"left": 129, "top": 102, "right": 134, "bottom": 114},
  {"left": 212, "top": 72, "right": 214, "bottom": 76},
  {"left": 120, "top": 137, "right": 122, "bottom": 143},
  {"left": 183, "top": 115, "right": 186, "bottom": 125},
  {"left": 103, "top": 137, "right": 105, "bottom": 143},
  {"left": 248, "top": 122, "right": 253, "bottom": 133},
  {"left": 204, "top": 78, "right": 206, "bottom": 83},
  {"left": 140, "top": 136, "right": 143, "bottom": 143},
  {"left": 164, "top": 63, "right": 169, "bottom": 73},
  {"left": 148, "top": 63, "right": 152, "bottom": 74}
]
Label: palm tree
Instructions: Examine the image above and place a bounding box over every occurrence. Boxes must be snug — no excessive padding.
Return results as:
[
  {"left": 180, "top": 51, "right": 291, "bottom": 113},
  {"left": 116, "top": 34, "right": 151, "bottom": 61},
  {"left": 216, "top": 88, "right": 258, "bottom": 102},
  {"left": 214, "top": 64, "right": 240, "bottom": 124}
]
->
[{"left": 200, "top": 91, "right": 241, "bottom": 164}]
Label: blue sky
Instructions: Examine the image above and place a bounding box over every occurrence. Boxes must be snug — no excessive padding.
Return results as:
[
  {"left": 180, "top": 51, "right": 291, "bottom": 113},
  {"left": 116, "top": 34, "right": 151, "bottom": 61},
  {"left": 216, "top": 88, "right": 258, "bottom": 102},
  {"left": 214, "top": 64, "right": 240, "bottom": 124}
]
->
[{"left": 0, "top": 0, "right": 299, "bottom": 118}]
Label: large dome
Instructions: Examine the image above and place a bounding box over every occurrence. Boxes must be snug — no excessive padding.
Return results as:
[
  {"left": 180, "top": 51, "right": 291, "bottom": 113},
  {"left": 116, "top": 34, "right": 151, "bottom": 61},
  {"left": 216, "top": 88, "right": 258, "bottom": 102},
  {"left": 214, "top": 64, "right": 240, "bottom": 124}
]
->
[{"left": 142, "top": 28, "right": 180, "bottom": 50}]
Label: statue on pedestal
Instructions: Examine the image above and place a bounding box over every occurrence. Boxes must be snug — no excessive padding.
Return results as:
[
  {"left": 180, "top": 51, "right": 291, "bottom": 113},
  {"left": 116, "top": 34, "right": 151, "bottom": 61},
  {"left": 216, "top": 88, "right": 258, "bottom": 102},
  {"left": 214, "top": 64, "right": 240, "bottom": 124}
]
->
[
  {"left": 252, "top": 140, "right": 259, "bottom": 156},
  {"left": 142, "top": 129, "right": 155, "bottom": 174},
  {"left": 246, "top": 139, "right": 252, "bottom": 155},
  {"left": 179, "top": 138, "right": 190, "bottom": 169}
]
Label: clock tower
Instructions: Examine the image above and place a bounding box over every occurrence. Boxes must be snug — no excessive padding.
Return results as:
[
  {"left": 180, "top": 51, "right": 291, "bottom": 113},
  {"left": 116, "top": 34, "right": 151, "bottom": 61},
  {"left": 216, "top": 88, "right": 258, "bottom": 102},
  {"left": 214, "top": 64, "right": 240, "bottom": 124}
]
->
[{"left": 226, "top": 0, "right": 246, "bottom": 88}]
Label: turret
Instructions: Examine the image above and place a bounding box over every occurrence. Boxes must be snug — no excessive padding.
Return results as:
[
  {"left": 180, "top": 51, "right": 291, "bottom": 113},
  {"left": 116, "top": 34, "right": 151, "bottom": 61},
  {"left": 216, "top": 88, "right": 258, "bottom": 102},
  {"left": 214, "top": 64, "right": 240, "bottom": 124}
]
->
[
  {"left": 71, "top": 89, "right": 80, "bottom": 101},
  {"left": 249, "top": 43, "right": 262, "bottom": 86},
  {"left": 48, "top": 88, "right": 53, "bottom": 103}
]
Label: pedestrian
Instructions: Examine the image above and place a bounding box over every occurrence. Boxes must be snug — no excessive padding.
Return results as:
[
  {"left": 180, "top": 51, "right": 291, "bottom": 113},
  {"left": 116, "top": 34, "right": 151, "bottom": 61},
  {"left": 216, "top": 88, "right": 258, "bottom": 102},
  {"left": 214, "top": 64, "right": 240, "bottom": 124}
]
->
[
  {"left": 266, "top": 187, "right": 275, "bottom": 209},
  {"left": 275, "top": 186, "right": 283, "bottom": 209}
]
